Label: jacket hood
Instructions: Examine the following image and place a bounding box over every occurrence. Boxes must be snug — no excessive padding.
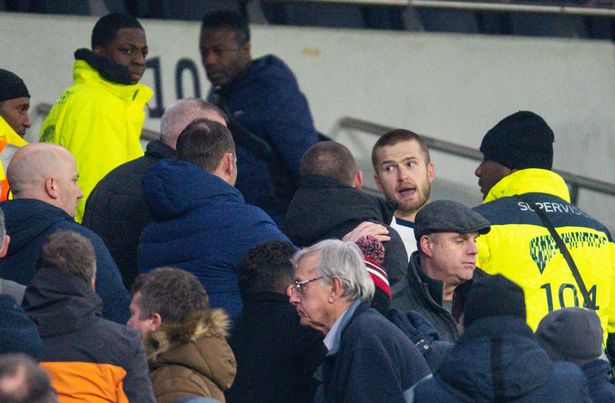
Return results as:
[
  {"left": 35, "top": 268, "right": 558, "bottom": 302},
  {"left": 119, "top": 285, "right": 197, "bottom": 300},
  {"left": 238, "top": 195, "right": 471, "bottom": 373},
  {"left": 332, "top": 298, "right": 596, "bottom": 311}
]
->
[
  {"left": 1, "top": 199, "right": 70, "bottom": 255},
  {"left": 146, "top": 308, "right": 236, "bottom": 390},
  {"left": 218, "top": 55, "right": 293, "bottom": 93},
  {"left": 484, "top": 168, "right": 570, "bottom": 204},
  {"left": 436, "top": 316, "right": 552, "bottom": 401},
  {"left": 73, "top": 49, "right": 153, "bottom": 105},
  {"left": 23, "top": 267, "right": 102, "bottom": 337},
  {"left": 284, "top": 175, "right": 395, "bottom": 245},
  {"left": 142, "top": 159, "right": 244, "bottom": 221},
  {"left": 145, "top": 139, "right": 176, "bottom": 160}
]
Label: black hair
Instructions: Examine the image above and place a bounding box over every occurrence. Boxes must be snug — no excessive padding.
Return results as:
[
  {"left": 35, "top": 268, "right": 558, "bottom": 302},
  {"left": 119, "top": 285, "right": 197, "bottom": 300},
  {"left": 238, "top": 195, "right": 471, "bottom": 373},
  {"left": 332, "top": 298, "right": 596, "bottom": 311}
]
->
[
  {"left": 238, "top": 241, "right": 295, "bottom": 294},
  {"left": 201, "top": 10, "right": 250, "bottom": 45},
  {"left": 91, "top": 13, "right": 143, "bottom": 49}
]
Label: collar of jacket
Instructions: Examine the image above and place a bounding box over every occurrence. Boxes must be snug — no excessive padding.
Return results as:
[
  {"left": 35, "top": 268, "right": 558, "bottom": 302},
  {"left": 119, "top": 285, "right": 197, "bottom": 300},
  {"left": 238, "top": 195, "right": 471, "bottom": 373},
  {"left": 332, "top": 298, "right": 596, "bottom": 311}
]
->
[
  {"left": 145, "top": 307, "right": 230, "bottom": 364},
  {"left": 0, "top": 116, "right": 27, "bottom": 155},
  {"left": 484, "top": 168, "right": 570, "bottom": 204},
  {"left": 73, "top": 49, "right": 153, "bottom": 104},
  {"left": 326, "top": 299, "right": 364, "bottom": 356},
  {"left": 145, "top": 139, "right": 176, "bottom": 160},
  {"left": 408, "top": 251, "right": 445, "bottom": 307},
  {"left": 23, "top": 266, "right": 102, "bottom": 336}
]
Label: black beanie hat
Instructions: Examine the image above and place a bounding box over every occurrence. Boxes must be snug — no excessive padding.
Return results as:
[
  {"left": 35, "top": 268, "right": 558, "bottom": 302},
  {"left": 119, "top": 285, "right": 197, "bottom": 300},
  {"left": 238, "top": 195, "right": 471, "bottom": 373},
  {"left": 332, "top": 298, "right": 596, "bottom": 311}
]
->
[
  {"left": 463, "top": 274, "right": 526, "bottom": 328},
  {"left": 0, "top": 68, "right": 30, "bottom": 102},
  {"left": 480, "top": 111, "right": 554, "bottom": 170}
]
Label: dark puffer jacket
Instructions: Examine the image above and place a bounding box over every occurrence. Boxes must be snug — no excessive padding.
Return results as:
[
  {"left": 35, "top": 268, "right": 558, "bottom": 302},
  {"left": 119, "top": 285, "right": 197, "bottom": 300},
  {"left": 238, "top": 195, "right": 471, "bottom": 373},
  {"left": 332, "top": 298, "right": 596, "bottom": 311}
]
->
[
  {"left": 83, "top": 140, "right": 176, "bottom": 288},
  {"left": 284, "top": 175, "right": 407, "bottom": 284},
  {"left": 0, "top": 199, "right": 129, "bottom": 323},
  {"left": 139, "top": 159, "right": 290, "bottom": 319},
  {"left": 411, "top": 316, "right": 592, "bottom": 402},
  {"left": 208, "top": 54, "right": 318, "bottom": 224}
]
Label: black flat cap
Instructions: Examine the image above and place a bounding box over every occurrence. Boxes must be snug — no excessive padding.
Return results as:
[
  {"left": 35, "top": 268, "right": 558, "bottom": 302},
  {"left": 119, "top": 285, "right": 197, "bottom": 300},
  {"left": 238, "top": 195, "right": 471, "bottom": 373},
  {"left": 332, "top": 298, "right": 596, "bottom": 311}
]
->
[{"left": 414, "top": 200, "right": 491, "bottom": 241}]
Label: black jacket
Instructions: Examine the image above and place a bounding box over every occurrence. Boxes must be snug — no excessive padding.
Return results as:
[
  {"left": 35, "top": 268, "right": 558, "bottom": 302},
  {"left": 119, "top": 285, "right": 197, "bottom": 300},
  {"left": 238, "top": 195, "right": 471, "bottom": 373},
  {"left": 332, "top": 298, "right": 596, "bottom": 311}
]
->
[
  {"left": 83, "top": 140, "right": 175, "bottom": 288},
  {"left": 284, "top": 175, "right": 407, "bottom": 284},
  {"left": 391, "top": 252, "right": 459, "bottom": 342},
  {"left": 226, "top": 292, "right": 326, "bottom": 403},
  {"left": 23, "top": 267, "right": 155, "bottom": 402}
]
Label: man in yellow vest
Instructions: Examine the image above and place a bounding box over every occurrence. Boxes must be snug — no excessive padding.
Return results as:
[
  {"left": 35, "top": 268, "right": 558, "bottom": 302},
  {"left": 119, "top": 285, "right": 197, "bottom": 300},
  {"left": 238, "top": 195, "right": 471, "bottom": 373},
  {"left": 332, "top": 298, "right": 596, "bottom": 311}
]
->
[
  {"left": 0, "top": 68, "right": 30, "bottom": 201},
  {"left": 473, "top": 111, "right": 615, "bottom": 359},
  {"left": 40, "top": 13, "right": 152, "bottom": 222}
]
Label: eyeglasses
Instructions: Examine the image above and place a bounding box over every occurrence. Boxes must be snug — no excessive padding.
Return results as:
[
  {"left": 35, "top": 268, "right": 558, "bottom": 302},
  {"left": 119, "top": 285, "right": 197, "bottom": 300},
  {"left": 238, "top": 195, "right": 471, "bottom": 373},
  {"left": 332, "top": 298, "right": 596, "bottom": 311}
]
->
[{"left": 291, "top": 276, "right": 323, "bottom": 294}]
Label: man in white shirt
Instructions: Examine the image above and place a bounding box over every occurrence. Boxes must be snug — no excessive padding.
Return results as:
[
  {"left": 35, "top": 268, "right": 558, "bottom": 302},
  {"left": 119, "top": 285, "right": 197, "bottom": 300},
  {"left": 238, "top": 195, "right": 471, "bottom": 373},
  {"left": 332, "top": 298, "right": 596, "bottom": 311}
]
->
[{"left": 372, "top": 129, "right": 435, "bottom": 259}]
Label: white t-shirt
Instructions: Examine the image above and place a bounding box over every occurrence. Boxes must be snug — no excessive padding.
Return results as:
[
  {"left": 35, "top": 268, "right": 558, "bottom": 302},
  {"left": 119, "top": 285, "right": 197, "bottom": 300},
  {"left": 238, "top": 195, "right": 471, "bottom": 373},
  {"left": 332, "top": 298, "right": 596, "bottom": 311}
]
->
[{"left": 390, "top": 216, "right": 417, "bottom": 261}]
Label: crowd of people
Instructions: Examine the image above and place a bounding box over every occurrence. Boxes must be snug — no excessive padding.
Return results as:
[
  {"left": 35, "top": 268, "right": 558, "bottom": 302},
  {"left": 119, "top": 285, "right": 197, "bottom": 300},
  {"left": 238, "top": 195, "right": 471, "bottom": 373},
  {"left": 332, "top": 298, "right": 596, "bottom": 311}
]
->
[{"left": 1, "top": 10, "right": 614, "bottom": 403}]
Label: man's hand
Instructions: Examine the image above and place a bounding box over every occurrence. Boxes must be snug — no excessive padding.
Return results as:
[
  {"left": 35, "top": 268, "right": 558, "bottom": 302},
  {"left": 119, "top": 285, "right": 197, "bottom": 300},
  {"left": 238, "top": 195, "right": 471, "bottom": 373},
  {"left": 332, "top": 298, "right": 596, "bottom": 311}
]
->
[{"left": 343, "top": 221, "right": 390, "bottom": 243}]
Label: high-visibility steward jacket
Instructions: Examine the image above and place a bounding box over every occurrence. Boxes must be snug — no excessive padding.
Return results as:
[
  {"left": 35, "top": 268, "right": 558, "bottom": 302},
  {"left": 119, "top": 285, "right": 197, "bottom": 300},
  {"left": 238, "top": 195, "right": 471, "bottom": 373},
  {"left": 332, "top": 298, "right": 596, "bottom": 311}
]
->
[
  {"left": 40, "top": 58, "right": 152, "bottom": 222},
  {"left": 0, "top": 116, "right": 27, "bottom": 200},
  {"left": 474, "top": 169, "right": 615, "bottom": 343}
]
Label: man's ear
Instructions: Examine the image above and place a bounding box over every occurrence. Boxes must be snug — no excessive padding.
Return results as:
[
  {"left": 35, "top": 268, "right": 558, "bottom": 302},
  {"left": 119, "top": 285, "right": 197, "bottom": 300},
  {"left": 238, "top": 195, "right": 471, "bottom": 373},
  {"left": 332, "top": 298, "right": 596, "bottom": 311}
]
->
[
  {"left": 44, "top": 177, "right": 58, "bottom": 199},
  {"left": 0, "top": 234, "right": 10, "bottom": 258},
  {"left": 92, "top": 46, "right": 105, "bottom": 57},
  {"left": 419, "top": 235, "right": 434, "bottom": 258},
  {"left": 328, "top": 276, "right": 344, "bottom": 303},
  {"left": 353, "top": 170, "right": 363, "bottom": 190},
  {"left": 374, "top": 173, "right": 383, "bottom": 193},
  {"left": 150, "top": 313, "right": 162, "bottom": 332},
  {"left": 427, "top": 162, "right": 436, "bottom": 184}
]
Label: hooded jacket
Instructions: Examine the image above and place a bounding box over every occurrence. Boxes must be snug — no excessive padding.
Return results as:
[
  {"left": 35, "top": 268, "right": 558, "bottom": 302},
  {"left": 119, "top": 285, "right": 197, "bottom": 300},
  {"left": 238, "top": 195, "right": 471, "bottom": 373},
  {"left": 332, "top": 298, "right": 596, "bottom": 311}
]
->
[
  {"left": 146, "top": 308, "right": 236, "bottom": 403},
  {"left": 284, "top": 175, "right": 407, "bottom": 284},
  {"left": 0, "top": 198, "right": 130, "bottom": 322},
  {"left": 40, "top": 49, "right": 153, "bottom": 222},
  {"left": 83, "top": 139, "right": 176, "bottom": 288},
  {"left": 411, "top": 316, "right": 591, "bottom": 402},
  {"left": 0, "top": 116, "right": 27, "bottom": 200},
  {"left": 139, "top": 159, "right": 290, "bottom": 319},
  {"left": 474, "top": 169, "right": 615, "bottom": 343},
  {"left": 581, "top": 359, "right": 615, "bottom": 403},
  {"left": 23, "top": 267, "right": 154, "bottom": 403},
  {"left": 208, "top": 54, "right": 318, "bottom": 224}
]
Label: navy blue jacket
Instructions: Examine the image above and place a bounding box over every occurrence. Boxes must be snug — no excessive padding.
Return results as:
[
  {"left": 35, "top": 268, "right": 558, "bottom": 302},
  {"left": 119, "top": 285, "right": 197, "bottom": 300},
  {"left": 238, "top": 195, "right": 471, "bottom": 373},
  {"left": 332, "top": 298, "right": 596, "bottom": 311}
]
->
[
  {"left": 139, "top": 159, "right": 290, "bottom": 319},
  {"left": 582, "top": 359, "right": 615, "bottom": 403},
  {"left": 0, "top": 199, "right": 130, "bottom": 323},
  {"left": 316, "top": 301, "right": 430, "bottom": 402},
  {"left": 208, "top": 55, "right": 318, "bottom": 224},
  {"left": 411, "top": 316, "right": 591, "bottom": 402},
  {"left": 0, "top": 294, "right": 42, "bottom": 358}
]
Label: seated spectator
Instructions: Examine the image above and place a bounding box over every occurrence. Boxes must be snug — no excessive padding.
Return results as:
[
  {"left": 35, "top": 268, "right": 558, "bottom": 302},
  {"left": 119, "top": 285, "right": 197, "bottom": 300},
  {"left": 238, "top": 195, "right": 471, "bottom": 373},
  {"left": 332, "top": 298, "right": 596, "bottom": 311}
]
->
[
  {"left": 83, "top": 98, "right": 226, "bottom": 289},
  {"left": 354, "top": 234, "right": 453, "bottom": 371},
  {"left": 0, "top": 353, "right": 56, "bottom": 403},
  {"left": 290, "top": 239, "right": 430, "bottom": 401},
  {"left": 0, "top": 68, "right": 30, "bottom": 200},
  {"left": 392, "top": 200, "right": 491, "bottom": 342},
  {"left": 284, "top": 141, "right": 407, "bottom": 284},
  {"left": 128, "top": 267, "right": 236, "bottom": 403},
  {"left": 0, "top": 295, "right": 42, "bottom": 359},
  {"left": 411, "top": 275, "right": 591, "bottom": 402},
  {"left": 0, "top": 143, "right": 130, "bottom": 322},
  {"left": 23, "top": 230, "right": 154, "bottom": 402},
  {"left": 139, "top": 119, "right": 289, "bottom": 319},
  {"left": 0, "top": 207, "right": 24, "bottom": 304},
  {"left": 226, "top": 241, "right": 325, "bottom": 403},
  {"left": 537, "top": 308, "right": 615, "bottom": 403}
]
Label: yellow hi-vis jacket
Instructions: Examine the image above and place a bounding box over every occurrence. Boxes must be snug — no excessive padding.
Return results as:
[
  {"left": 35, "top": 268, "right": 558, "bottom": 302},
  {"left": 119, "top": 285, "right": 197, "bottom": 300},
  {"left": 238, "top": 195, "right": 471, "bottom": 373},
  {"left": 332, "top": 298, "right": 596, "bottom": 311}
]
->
[
  {"left": 0, "top": 116, "right": 27, "bottom": 200},
  {"left": 475, "top": 168, "right": 615, "bottom": 342},
  {"left": 39, "top": 59, "right": 153, "bottom": 222}
]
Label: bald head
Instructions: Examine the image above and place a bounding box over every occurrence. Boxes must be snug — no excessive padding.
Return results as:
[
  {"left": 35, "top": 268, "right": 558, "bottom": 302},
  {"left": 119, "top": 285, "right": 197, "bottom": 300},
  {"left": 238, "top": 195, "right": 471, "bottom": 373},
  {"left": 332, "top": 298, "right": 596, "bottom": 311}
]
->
[
  {"left": 7, "top": 143, "right": 83, "bottom": 217},
  {"left": 160, "top": 98, "right": 226, "bottom": 149}
]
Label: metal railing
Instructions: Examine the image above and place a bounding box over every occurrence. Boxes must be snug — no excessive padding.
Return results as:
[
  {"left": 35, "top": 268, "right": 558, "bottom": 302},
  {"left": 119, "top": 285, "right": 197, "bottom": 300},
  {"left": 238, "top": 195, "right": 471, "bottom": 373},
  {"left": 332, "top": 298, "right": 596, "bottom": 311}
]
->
[
  {"left": 334, "top": 116, "right": 615, "bottom": 204},
  {"left": 263, "top": 0, "right": 615, "bottom": 17}
]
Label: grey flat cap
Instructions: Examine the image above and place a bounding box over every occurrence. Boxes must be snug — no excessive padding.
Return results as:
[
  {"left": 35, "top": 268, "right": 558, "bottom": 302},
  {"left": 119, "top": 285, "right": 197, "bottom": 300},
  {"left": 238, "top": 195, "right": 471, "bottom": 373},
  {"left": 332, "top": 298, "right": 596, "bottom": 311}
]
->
[{"left": 414, "top": 200, "right": 491, "bottom": 241}]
